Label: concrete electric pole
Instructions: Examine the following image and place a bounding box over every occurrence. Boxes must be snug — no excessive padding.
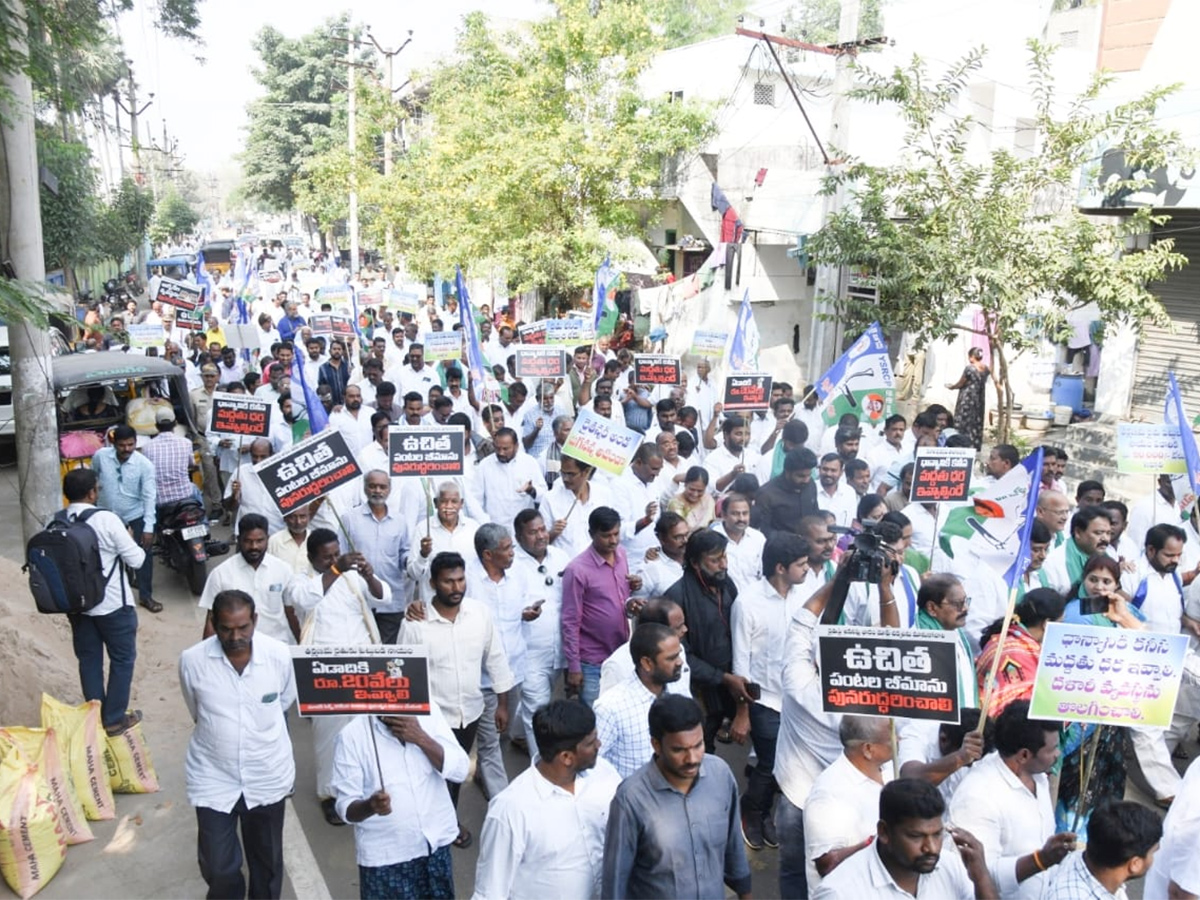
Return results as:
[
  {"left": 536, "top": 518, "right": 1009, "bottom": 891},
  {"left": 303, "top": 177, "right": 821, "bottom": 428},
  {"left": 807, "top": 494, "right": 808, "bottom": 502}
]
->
[
  {"left": 365, "top": 28, "right": 412, "bottom": 277},
  {"left": 347, "top": 40, "right": 359, "bottom": 278},
  {"left": 0, "top": 0, "right": 64, "bottom": 543}
]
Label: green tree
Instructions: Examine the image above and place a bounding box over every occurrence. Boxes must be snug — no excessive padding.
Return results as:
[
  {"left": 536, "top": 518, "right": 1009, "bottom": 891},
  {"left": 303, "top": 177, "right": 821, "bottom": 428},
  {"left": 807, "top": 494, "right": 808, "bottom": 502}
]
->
[
  {"left": 807, "top": 43, "right": 1192, "bottom": 440},
  {"left": 36, "top": 123, "right": 103, "bottom": 283},
  {"left": 95, "top": 177, "right": 154, "bottom": 265},
  {"left": 150, "top": 188, "right": 201, "bottom": 245},
  {"left": 650, "top": 0, "right": 749, "bottom": 49},
  {"left": 374, "top": 1, "right": 713, "bottom": 297},
  {"left": 784, "top": 0, "right": 886, "bottom": 43},
  {"left": 242, "top": 17, "right": 360, "bottom": 211}
]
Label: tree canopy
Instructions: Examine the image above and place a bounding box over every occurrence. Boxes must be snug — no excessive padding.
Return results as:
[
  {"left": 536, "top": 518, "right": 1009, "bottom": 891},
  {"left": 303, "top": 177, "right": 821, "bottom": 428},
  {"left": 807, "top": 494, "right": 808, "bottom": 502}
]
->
[
  {"left": 807, "top": 42, "right": 1192, "bottom": 439},
  {"left": 365, "top": 0, "right": 713, "bottom": 295}
]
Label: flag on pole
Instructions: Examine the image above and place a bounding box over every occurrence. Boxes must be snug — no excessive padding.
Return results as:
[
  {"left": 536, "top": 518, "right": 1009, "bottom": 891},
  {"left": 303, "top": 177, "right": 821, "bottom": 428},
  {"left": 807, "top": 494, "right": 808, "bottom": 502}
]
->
[
  {"left": 196, "top": 251, "right": 217, "bottom": 307},
  {"left": 291, "top": 351, "right": 328, "bottom": 435},
  {"left": 593, "top": 255, "right": 619, "bottom": 336},
  {"left": 813, "top": 322, "right": 895, "bottom": 428},
  {"left": 727, "top": 289, "right": 760, "bottom": 372},
  {"left": 1165, "top": 372, "right": 1200, "bottom": 514},
  {"left": 938, "top": 448, "right": 1044, "bottom": 585},
  {"left": 455, "top": 266, "right": 490, "bottom": 389}
]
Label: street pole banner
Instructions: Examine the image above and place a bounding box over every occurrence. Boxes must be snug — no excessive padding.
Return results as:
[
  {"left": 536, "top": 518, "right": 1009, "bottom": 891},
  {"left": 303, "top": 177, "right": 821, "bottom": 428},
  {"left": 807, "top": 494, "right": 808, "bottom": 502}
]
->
[
  {"left": 290, "top": 646, "right": 432, "bottom": 716},
  {"left": 515, "top": 347, "right": 568, "bottom": 379},
  {"left": 388, "top": 426, "right": 466, "bottom": 478},
  {"left": 690, "top": 328, "right": 729, "bottom": 357},
  {"left": 723, "top": 373, "right": 773, "bottom": 412},
  {"left": 1116, "top": 424, "right": 1188, "bottom": 475},
  {"left": 126, "top": 323, "right": 163, "bottom": 350},
  {"left": 545, "top": 318, "right": 594, "bottom": 346},
  {"left": 155, "top": 276, "right": 203, "bottom": 311},
  {"left": 518, "top": 321, "right": 548, "bottom": 344},
  {"left": 255, "top": 429, "right": 362, "bottom": 516},
  {"left": 910, "top": 447, "right": 974, "bottom": 503},
  {"left": 309, "top": 314, "right": 356, "bottom": 338},
  {"left": 424, "top": 331, "right": 464, "bottom": 363},
  {"left": 210, "top": 392, "right": 273, "bottom": 438},
  {"left": 633, "top": 354, "right": 682, "bottom": 386},
  {"left": 817, "top": 625, "right": 961, "bottom": 723},
  {"left": 814, "top": 322, "right": 896, "bottom": 428},
  {"left": 562, "top": 407, "right": 643, "bottom": 476},
  {"left": 1028, "top": 623, "right": 1188, "bottom": 727}
]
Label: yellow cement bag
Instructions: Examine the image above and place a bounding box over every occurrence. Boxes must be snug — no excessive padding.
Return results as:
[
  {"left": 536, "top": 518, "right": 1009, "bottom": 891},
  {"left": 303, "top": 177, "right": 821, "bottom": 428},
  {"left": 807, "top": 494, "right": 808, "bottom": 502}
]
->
[
  {"left": 103, "top": 722, "right": 160, "bottom": 794},
  {"left": 0, "top": 752, "right": 67, "bottom": 899},
  {"left": 38, "top": 696, "right": 115, "bottom": 821},
  {"left": 0, "top": 729, "right": 92, "bottom": 845}
]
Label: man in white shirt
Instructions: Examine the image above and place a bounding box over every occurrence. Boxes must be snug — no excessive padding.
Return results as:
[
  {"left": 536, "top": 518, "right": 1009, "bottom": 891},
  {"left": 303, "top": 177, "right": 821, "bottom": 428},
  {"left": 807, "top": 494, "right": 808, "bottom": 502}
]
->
[
  {"left": 392, "top": 342, "right": 440, "bottom": 401},
  {"left": 704, "top": 415, "right": 762, "bottom": 496},
  {"left": 688, "top": 359, "right": 718, "bottom": 435},
  {"left": 811, "top": 778, "right": 996, "bottom": 900},
  {"left": 60, "top": 468, "right": 146, "bottom": 737},
  {"left": 179, "top": 589, "right": 296, "bottom": 900},
  {"left": 225, "top": 438, "right": 285, "bottom": 537},
  {"left": 197, "top": 513, "right": 299, "bottom": 645},
  {"left": 712, "top": 493, "right": 765, "bottom": 595},
  {"left": 1043, "top": 506, "right": 1114, "bottom": 594},
  {"left": 407, "top": 482, "right": 480, "bottom": 605},
  {"left": 1127, "top": 474, "right": 1186, "bottom": 551},
  {"left": 815, "top": 453, "right": 858, "bottom": 529},
  {"left": 332, "top": 709, "right": 468, "bottom": 900},
  {"left": 267, "top": 507, "right": 313, "bottom": 578},
  {"left": 398, "top": 551, "right": 514, "bottom": 849},
  {"left": 1144, "top": 757, "right": 1200, "bottom": 899},
  {"left": 542, "top": 455, "right": 614, "bottom": 560},
  {"left": 473, "top": 700, "right": 621, "bottom": 900},
  {"left": 804, "top": 716, "right": 894, "bottom": 890},
  {"left": 511, "top": 510, "right": 570, "bottom": 755},
  {"left": 614, "top": 443, "right": 665, "bottom": 559},
  {"left": 476, "top": 428, "right": 547, "bottom": 529},
  {"left": 630, "top": 512, "right": 689, "bottom": 600},
  {"left": 869, "top": 414, "right": 908, "bottom": 492},
  {"left": 949, "top": 700, "right": 1078, "bottom": 900},
  {"left": 593, "top": 623, "right": 684, "bottom": 778},
  {"left": 328, "top": 384, "right": 375, "bottom": 455},
  {"left": 599, "top": 597, "right": 692, "bottom": 696},
  {"left": 731, "top": 533, "right": 809, "bottom": 852}
]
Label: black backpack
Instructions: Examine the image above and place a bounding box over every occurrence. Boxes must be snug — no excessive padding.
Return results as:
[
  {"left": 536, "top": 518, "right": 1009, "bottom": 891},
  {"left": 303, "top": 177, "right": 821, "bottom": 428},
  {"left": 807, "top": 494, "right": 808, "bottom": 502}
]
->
[{"left": 24, "top": 508, "right": 122, "bottom": 614}]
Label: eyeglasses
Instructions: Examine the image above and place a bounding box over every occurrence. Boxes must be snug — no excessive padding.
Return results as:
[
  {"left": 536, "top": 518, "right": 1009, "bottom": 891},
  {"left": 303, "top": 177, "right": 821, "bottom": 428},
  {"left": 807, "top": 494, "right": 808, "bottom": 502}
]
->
[
  {"left": 940, "top": 597, "right": 970, "bottom": 610},
  {"left": 537, "top": 564, "right": 555, "bottom": 587}
]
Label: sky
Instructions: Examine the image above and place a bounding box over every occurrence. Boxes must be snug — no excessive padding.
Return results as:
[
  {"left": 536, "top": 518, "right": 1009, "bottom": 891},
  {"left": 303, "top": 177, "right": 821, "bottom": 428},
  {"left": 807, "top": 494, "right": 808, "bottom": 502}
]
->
[{"left": 118, "top": 0, "right": 551, "bottom": 172}]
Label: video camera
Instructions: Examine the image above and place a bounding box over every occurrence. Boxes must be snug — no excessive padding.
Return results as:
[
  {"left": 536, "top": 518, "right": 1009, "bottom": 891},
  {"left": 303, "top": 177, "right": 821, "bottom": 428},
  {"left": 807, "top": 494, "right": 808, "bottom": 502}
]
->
[{"left": 829, "top": 521, "right": 903, "bottom": 584}]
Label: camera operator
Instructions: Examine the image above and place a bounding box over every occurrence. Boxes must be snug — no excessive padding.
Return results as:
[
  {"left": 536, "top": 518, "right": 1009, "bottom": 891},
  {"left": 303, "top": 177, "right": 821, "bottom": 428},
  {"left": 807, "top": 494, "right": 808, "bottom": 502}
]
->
[{"left": 841, "top": 519, "right": 921, "bottom": 628}]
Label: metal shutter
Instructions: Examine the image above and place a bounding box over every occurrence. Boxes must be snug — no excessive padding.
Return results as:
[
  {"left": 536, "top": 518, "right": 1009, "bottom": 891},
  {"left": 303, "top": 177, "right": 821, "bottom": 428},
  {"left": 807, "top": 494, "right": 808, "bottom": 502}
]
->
[{"left": 1129, "top": 215, "right": 1200, "bottom": 422}]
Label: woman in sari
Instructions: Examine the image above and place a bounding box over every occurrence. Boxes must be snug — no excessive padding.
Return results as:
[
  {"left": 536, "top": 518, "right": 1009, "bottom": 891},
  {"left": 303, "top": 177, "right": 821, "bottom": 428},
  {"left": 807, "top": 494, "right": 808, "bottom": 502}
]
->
[
  {"left": 1056, "top": 554, "right": 1144, "bottom": 833},
  {"left": 975, "top": 587, "right": 1066, "bottom": 718},
  {"left": 666, "top": 466, "right": 716, "bottom": 532}
]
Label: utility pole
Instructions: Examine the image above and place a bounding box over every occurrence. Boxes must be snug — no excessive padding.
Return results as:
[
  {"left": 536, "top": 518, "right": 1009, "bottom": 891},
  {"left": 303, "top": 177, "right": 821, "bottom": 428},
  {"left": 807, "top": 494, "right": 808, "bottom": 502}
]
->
[
  {"left": 365, "top": 29, "right": 413, "bottom": 277},
  {"left": 114, "top": 62, "right": 153, "bottom": 279},
  {"left": 0, "top": 0, "right": 62, "bottom": 543},
  {"left": 347, "top": 39, "right": 359, "bottom": 278}
]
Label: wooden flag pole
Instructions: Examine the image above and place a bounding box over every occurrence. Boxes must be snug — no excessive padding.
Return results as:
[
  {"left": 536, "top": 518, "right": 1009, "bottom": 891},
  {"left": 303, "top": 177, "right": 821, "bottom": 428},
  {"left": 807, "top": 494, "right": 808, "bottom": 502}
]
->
[{"left": 975, "top": 584, "right": 1021, "bottom": 731}]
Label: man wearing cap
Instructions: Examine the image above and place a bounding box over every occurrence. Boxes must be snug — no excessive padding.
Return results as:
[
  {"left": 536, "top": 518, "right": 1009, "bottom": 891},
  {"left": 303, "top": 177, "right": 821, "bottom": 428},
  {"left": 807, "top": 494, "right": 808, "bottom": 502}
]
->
[
  {"left": 191, "top": 365, "right": 223, "bottom": 521},
  {"left": 141, "top": 409, "right": 201, "bottom": 611}
]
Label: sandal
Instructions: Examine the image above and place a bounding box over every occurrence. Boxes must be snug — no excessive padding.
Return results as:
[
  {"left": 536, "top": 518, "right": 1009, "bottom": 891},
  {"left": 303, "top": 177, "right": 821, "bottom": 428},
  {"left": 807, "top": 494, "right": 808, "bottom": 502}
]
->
[
  {"left": 140, "top": 597, "right": 163, "bottom": 614},
  {"left": 105, "top": 709, "right": 143, "bottom": 737},
  {"left": 321, "top": 797, "right": 345, "bottom": 826},
  {"left": 453, "top": 825, "right": 472, "bottom": 849}
]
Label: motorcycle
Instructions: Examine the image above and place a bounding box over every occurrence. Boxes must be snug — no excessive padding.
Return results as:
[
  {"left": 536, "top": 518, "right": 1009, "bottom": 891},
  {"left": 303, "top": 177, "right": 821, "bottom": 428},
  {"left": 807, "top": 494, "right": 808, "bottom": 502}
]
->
[
  {"left": 121, "top": 269, "right": 143, "bottom": 297},
  {"left": 156, "top": 498, "right": 227, "bottom": 594}
]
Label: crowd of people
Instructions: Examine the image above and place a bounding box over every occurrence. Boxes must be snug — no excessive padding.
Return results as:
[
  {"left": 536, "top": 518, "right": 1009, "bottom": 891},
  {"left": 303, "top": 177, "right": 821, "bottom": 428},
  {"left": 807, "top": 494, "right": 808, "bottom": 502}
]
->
[{"left": 57, "top": 265, "right": 1200, "bottom": 900}]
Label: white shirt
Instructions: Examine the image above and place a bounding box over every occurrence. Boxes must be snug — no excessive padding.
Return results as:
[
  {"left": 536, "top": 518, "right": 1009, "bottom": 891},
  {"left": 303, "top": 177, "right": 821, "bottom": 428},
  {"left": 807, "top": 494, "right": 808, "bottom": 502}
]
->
[
  {"left": 843, "top": 565, "right": 921, "bottom": 630},
  {"left": 1127, "top": 490, "right": 1182, "bottom": 552},
  {"left": 804, "top": 753, "right": 890, "bottom": 890},
  {"left": 472, "top": 759, "right": 622, "bottom": 900},
  {"left": 703, "top": 445, "right": 761, "bottom": 495},
  {"left": 224, "top": 463, "right": 285, "bottom": 537},
  {"left": 63, "top": 503, "right": 144, "bottom": 616},
  {"left": 328, "top": 408, "right": 374, "bottom": 456},
  {"left": 816, "top": 481, "right": 859, "bottom": 529},
  {"left": 198, "top": 552, "right": 298, "bottom": 645},
  {"left": 732, "top": 577, "right": 807, "bottom": 713},
  {"left": 599, "top": 641, "right": 692, "bottom": 698},
  {"left": 795, "top": 406, "right": 827, "bottom": 449},
  {"left": 1122, "top": 555, "right": 1184, "bottom": 635},
  {"left": 267, "top": 528, "right": 314, "bottom": 578},
  {"left": 775, "top": 608, "right": 844, "bottom": 808},
  {"left": 179, "top": 633, "right": 296, "bottom": 812},
  {"left": 397, "top": 598, "right": 515, "bottom": 728},
  {"left": 467, "top": 559, "right": 530, "bottom": 686},
  {"left": 394, "top": 363, "right": 440, "bottom": 401},
  {"left": 896, "top": 719, "right": 968, "bottom": 807},
  {"left": 512, "top": 545, "right": 570, "bottom": 672},
  {"left": 811, "top": 839, "right": 976, "bottom": 900},
  {"left": 869, "top": 441, "right": 905, "bottom": 491},
  {"left": 406, "top": 517, "right": 481, "bottom": 604},
  {"left": 594, "top": 672, "right": 674, "bottom": 778},
  {"left": 1145, "top": 754, "right": 1200, "bottom": 898},
  {"left": 900, "top": 502, "right": 939, "bottom": 559},
  {"left": 614, "top": 469, "right": 665, "bottom": 558},
  {"left": 712, "top": 523, "right": 766, "bottom": 594},
  {"left": 331, "top": 711, "right": 468, "bottom": 867},
  {"left": 631, "top": 549, "right": 684, "bottom": 599},
  {"left": 288, "top": 570, "right": 389, "bottom": 645},
  {"left": 476, "top": 453, "right": 546, "bottom": 531},
  {"left": 543, "top": 480, "right": 616, "bottom": 561},
  {"left": 948, "top": 751, "right": 1056, "bottom": 900}
]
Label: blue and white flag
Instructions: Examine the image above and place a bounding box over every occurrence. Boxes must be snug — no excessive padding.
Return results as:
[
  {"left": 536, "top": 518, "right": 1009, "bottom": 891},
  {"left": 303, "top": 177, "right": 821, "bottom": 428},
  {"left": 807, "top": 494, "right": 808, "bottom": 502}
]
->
[
  {"left": 593, "top": 255, "right": 618, "bottom": 335},
  {"left": 727, "top": 289, "right": 760, "bottom": 372},
  {"left": 196, "top": 251, "right": 217, "bottom": 307},
  {"left": 1165, "top": 372, "right": 1200, "bottom": 512},
  {"left": 455, "top": 266, "right": 490, "bottom": 388},
  {"left": 814, "top": 322, "right": 895, "bottom": 428},
  {"left": 291, "top": 351, "right": 328, "bottom": 435}
]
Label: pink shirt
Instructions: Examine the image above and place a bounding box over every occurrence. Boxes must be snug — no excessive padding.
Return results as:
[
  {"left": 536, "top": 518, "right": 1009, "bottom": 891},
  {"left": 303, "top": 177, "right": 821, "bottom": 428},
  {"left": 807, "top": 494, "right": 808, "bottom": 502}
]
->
[{"left": 561, "top": 545, "right": 631, "bottom": 672}]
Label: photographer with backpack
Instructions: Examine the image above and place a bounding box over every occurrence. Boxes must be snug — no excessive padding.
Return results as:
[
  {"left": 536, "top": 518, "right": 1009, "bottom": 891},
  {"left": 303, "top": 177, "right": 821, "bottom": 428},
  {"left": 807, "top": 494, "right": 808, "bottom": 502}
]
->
[{"left": 57, "top": 468, "right": 146, "bottom": 736}]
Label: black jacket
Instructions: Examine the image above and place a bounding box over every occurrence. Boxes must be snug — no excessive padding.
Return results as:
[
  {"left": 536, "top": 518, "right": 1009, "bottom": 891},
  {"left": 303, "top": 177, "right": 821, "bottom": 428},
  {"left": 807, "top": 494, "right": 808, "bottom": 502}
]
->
[
  {"left": 664, "top": 568, "right": 738, "bottom": 689},
  {"left": 750, "top": 474, "right": 818, "bottom": 538}
]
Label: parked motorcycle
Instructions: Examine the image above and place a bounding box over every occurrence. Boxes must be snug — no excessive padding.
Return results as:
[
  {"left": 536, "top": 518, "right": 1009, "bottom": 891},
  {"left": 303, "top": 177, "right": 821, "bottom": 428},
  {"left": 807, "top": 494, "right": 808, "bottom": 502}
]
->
[{"left": 156, "top": 498, "right": 223, "bottom": 594}]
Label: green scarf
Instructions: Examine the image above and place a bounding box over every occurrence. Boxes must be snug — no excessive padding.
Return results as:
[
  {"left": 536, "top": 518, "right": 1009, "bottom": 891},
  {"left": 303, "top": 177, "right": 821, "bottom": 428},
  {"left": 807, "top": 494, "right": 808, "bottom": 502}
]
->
[
  {"left": 1015, "top": 569, "right": 1049, "bottom": 602},
  {"left": 1053, "top": 531, "right": 1065, "bottom": 549},
  {"left": 1065, "top": 538, "right": 1089, "bottom": 587},
  {"left": 917, "top": 608, "right": 980, "bottom": 707}
]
